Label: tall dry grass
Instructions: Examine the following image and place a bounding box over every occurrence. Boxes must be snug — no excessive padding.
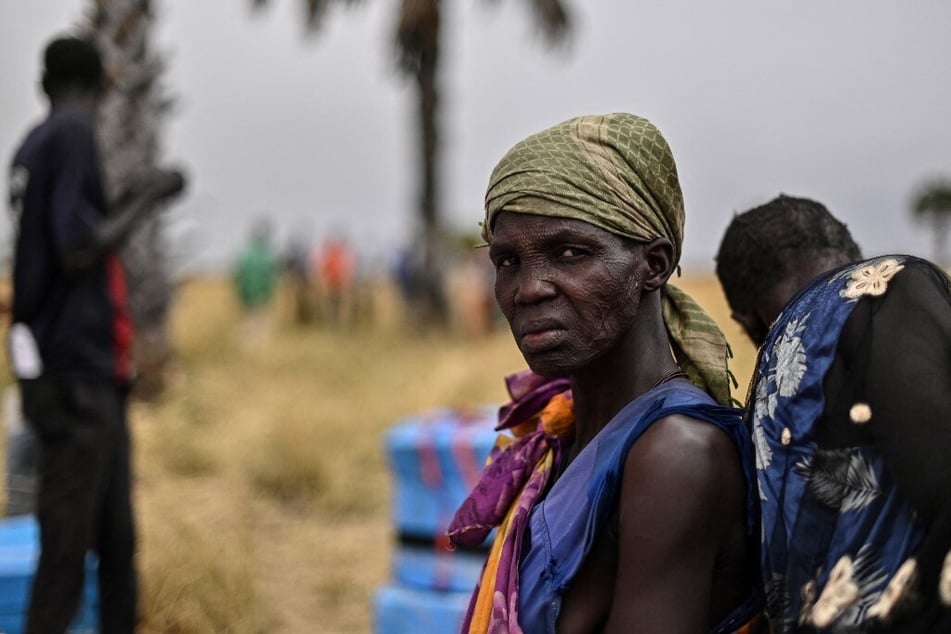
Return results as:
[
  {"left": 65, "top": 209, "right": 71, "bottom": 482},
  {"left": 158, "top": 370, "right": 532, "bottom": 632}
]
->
[
  {"left": 133, "top": 276, "right": 531, "bottom": 632},
  {"left": 1, "top": 272, "right": 756, "bottom": 632}
]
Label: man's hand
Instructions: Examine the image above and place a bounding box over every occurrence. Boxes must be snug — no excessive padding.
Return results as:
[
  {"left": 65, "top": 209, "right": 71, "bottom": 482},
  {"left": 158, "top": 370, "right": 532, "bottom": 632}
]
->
[{"left": 148, "top": 167, "right": 186, "bottom": 201}]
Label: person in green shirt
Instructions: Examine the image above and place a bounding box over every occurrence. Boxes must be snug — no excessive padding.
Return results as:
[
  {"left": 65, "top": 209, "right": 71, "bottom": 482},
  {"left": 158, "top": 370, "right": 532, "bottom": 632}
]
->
[
  {"left": 233, "top": 219, "right": 279, "bottom": 348},
  {"left": 234, "top": 219, "right": 278, "bottom": 310}
]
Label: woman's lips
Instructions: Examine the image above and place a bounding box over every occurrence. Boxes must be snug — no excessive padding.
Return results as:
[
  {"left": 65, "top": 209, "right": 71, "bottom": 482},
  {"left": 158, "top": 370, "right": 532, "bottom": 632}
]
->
[{"left": 519, "top": 327, "right": 566, "bottom": 353}]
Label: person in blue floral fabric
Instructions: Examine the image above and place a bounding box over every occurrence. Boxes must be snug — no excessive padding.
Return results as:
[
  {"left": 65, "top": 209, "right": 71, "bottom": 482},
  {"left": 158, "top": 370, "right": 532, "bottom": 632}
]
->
[{"left": 715, "top": 194, "right": 951, "bottom": 633}]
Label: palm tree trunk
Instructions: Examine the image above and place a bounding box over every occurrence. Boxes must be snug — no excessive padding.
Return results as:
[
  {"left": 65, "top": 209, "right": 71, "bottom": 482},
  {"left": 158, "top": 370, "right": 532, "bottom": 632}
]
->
[
  {"left": 412, "top": 5, "right": 448, "bottom": 326},
  {"left": 86, "top": 0, "right": 175, "bottom": 399},
  {"left": 934, "top": 212, "right": 950, "bottom": 269}
]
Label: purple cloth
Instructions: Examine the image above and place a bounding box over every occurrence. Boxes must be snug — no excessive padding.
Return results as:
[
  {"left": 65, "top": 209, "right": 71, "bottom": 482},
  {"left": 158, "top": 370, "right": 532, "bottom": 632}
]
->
[
  {"left": 447, "top": 370, "right": 572, "bottom": 632},
  {"left": 448, "top": 370, "right": 570, "bottom": 547}
]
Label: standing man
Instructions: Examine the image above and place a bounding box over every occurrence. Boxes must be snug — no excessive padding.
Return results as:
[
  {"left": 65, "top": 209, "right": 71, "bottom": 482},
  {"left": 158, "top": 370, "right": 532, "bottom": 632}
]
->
[
  {"left": 716, "top": 195, "right": 951, "bottom": 632},
  {"left": 7, "top": 35, "right": 184, "bottom": 632}
]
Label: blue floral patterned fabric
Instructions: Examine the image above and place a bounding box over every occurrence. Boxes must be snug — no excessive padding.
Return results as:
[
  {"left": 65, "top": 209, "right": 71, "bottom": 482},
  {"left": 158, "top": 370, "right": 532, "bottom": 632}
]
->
[{"left": 752, "top": 255, "right": 927, "bottom": 631}]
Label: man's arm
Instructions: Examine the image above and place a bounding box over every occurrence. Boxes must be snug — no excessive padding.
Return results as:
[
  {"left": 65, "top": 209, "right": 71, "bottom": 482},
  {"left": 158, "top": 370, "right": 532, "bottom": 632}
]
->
[
  {"left": 60, "top": 169, "right": 184, "bottom": 274},
  {"left": 605, "top": 414, "right": 746, "bottom": 633},
  {"left": 48, "top": 119, "right": 185, "bottom": 275}
]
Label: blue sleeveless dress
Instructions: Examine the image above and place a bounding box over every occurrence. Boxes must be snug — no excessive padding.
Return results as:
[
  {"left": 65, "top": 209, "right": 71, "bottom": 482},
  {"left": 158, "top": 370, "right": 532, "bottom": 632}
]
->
[{"left": 517, "top": 378, "right": 760, "bottom": 633}]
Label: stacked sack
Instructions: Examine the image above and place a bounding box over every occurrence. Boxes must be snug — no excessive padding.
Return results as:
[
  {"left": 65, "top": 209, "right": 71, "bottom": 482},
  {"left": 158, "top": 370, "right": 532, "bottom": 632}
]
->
[
  {"left": 0, "top": 385, "right": 99, "bottom": 633},
  {"left": 374, "top": 406, "right": 498, "bottom": 633},
  {"left": 0, "top": 515, "right": 99, "bottom": 633}
]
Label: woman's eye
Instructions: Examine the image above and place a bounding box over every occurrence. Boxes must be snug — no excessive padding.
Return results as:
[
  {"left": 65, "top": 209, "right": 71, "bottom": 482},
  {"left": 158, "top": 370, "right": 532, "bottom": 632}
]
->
[
  {"left": 558, "top": 247, "right": 586, "bottom": 259},
  {"left": 495, "top": 255, "right": 517, "bottom": 268}
]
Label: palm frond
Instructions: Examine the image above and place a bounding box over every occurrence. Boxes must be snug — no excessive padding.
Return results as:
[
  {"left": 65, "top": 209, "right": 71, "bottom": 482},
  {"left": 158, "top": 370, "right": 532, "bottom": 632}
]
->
[
  {"left": 526, "top": 0, "right": 569, "bottom": 43},
  {"left": 794, "top": 449, "right": 882, "bottom": 512},
  {"left": 303, "top": 0, "right": 363, "bottom": 31},
  {"left": 395, "top": 0, "right": 439, "bottom": 75},
  {"left": 250, "top": 0, "right": 363, "bottom": 33},
  {"left": 912, "top": 181, "right": 951, "bottom": 219},
  {"left": 478, "top": 0, "right": 570, "bottom": 47}
]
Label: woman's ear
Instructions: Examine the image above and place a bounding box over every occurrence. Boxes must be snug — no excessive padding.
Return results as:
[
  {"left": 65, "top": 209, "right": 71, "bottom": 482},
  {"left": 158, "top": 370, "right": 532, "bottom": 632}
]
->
[{"left": 641, "top": 238, "right": 675, "bottom": 291}]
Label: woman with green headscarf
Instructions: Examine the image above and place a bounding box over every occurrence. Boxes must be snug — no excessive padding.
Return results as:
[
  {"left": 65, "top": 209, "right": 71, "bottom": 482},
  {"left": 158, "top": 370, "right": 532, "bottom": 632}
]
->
[{"left": 448, "top": 113, "right": 763, "bottom": 633}]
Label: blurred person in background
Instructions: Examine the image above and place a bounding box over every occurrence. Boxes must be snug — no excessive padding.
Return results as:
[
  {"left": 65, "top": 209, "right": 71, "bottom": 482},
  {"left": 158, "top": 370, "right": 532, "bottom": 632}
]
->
[
  {"left": 233, "top": 217, "right": 278, "bottom": 346},
  {"left": 448, "top": 113, "right": 763, "bottom": 633},
  {"left": 446, "top": 246, "right": 496, "bottom": 338},
  {"left": 716, "top": 195, "right": 951, "bottom": 632},
  {"left": 317, "top": 233, "right": 355, "bottom": 327},
  {"left": 282, "top": 232, "right": 314, "bottom": 325},
  {"left": 393, "top": 245, "right": 425, "bottom": 329},
  {"left": 7, "top": 34, "right": 185, "bottom": 633}
]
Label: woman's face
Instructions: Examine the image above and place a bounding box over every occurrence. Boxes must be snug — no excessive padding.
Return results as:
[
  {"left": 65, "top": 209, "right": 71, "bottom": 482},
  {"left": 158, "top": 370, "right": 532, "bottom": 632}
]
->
[{"left": 489, "top": 211, "right": 646, "bottom": 377}]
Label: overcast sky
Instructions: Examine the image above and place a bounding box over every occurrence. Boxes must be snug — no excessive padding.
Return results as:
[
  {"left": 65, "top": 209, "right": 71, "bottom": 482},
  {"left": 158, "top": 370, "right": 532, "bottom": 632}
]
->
[{"left": 1, "top": 1, "right": 949, "bottom": 272}]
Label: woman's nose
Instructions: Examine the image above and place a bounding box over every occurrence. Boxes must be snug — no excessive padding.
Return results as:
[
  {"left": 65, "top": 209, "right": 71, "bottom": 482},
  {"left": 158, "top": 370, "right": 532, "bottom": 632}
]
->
[{"left": 514, "top": 269, "right": 557, "bottom": 305}]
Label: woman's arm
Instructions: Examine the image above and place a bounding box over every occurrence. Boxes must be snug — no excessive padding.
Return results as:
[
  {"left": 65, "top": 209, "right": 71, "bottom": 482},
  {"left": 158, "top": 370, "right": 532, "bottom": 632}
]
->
[{"left": 605, "top": 414, "right": 746, "bottom": 633}]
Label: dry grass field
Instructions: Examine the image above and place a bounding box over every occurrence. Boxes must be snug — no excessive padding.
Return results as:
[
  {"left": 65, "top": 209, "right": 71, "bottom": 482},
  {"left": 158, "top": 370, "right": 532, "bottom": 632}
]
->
[{"left": 2, "top": 272, "right": 758, "bottom": 633}]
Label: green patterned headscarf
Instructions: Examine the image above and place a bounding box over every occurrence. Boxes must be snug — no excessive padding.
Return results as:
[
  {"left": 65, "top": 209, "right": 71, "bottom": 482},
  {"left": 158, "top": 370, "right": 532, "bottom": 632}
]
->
[{"left": 483, "top": 112, "right": 734, "bottom": 405}]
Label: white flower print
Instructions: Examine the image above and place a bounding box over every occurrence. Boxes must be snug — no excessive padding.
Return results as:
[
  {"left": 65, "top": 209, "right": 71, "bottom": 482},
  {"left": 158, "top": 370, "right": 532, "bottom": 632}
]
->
[
  {"left": 867, "top": 558, "right": 917, "bottom": 621},
  {"left": 752, "top": 377, "right": 776, "bottom": 480},
  {"left": 820, "top": 545, "right": 889, "bottom": 630},
  {"left": 809, "top": 555, "right": 860, "bottom": 628},
  {"left": 774, "top": 315, "right": 809, "bottom": 398},
  {"left": 940, "top": 551, "right": 951, "bottom": 606},
  {"left": 840, "top": 258, "right": 904, "bottom": 300},
  {"left": 753, "top": 421, "right": 774, "bottom": 474},
  {"left": 753, "top": 374, "right": 777, "bottom": 423}
]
